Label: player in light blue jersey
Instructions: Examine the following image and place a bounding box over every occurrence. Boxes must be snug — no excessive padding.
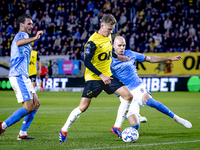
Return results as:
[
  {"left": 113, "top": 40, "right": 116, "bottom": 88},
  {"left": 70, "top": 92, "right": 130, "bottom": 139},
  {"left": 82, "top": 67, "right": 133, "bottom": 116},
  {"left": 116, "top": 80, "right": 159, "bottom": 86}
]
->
[
  {"left": 0, "top": 14, "right": 43, "bottom": 140},
  {"left": 110, "top": 36, "right": 192, "bottom": 138}
]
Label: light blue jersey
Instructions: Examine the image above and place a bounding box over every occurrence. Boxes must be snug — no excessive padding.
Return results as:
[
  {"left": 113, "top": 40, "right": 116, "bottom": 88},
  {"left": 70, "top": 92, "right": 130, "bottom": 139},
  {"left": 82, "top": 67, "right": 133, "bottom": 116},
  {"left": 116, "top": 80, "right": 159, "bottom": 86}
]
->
[
  {"left": 111, "top": 50, "right": 146, "bottom": 91},
  {"left": 9, "top": 31, "right": 31, "bottom": 77}
]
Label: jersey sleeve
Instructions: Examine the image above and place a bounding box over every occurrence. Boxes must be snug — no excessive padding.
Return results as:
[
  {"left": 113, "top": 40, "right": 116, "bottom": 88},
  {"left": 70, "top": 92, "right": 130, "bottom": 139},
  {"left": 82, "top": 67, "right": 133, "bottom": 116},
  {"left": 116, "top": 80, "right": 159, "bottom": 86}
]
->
[
  {"left": 14, "top": 32, "right": 26, "bottom": 43},
  {"left": 37, "top": 53, "right": 40, "bottom": 61},
  {"left": 84, "top": 41, "right": 102, "bottom": 76},
  {"left": 132, "top": 51, "right": 146, "bottom": 62}
]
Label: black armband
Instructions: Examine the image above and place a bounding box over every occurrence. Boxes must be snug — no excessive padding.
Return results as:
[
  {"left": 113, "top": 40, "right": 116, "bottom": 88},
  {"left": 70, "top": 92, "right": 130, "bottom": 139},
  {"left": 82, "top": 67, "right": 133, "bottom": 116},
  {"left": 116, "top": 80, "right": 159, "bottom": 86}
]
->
[{"left": 112, "top": 51, "right": 118, "bottom": 58}]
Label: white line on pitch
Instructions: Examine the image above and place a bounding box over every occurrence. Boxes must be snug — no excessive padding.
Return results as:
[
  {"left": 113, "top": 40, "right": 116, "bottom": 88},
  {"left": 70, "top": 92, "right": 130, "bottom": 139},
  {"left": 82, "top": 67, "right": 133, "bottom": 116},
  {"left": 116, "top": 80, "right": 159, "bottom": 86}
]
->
[{"left": 71, "top": 140, "right": 200, "bottom": 150}]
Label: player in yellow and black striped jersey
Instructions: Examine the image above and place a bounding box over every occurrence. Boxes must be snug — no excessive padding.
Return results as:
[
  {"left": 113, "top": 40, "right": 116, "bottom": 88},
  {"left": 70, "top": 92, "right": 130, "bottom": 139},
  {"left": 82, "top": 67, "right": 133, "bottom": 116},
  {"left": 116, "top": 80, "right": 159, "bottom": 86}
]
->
[
  {"left": 29, "top": 50, "right": 41, "bottom": 88},
  {"left": 59, "top": 14, "right": 134, "bottom": 142}
]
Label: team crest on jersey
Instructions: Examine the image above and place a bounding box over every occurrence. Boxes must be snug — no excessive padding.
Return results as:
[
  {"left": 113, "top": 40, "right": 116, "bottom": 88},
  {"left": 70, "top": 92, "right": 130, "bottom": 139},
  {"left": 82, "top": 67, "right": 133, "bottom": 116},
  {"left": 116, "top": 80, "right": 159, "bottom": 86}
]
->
[
  {"left": 140, "top": 88, "right": 144, "bottom": 93},
  {"left": 85, "top": 48, "right": 90, "bottom": 55},
  {"left": 85, "top": 43, "right": 91, "bottom": 55}
]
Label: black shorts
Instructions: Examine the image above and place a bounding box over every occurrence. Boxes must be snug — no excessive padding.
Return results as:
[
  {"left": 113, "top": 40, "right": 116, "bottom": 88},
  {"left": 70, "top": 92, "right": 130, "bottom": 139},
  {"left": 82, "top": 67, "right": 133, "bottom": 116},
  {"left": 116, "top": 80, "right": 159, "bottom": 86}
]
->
[
  {"left": 29, "top": 75, "right": 37, "bottom": 82},
  {"left": 82, "top": 75, "right": 125, "bottom": 98}
]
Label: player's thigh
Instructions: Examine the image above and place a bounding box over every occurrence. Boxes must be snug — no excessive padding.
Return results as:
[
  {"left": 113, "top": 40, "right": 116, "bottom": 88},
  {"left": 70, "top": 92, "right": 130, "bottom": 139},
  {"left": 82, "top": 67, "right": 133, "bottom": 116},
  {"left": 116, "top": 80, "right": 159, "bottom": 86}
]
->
[
  {"left": 133, "top": 83, "right": 151, "bottom": 106},
  {"left": 9, "top": 75, "right": 35, "bottom": 103},
  {"left": 115, "top": 86, "right": 133, "bottom": 101}
]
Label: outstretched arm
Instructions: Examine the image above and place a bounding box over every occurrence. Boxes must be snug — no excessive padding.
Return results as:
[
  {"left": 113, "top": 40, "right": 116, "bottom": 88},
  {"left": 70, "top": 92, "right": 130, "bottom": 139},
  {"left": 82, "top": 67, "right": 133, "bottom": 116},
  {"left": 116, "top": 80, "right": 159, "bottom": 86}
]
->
[
  {"left": 17, "top": 30, "right": 43, "bottom": 47},
  {"left": 145, "top": 55, "right": 182, "bottom": 63}
]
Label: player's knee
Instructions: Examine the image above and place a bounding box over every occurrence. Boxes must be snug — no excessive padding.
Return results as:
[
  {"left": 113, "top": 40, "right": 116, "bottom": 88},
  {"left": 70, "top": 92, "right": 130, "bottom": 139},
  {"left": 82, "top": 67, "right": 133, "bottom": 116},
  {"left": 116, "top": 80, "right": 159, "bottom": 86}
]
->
[
  {"left": 24, "top": 106, "right": 35, "bottom": 113},
  {"left": 125, "top": 93, "right": 133, "bottom": 102},
  {"left": 34, "top": 102, "right": 40, "bottom": 109},
  {"left": 79, "top": 104, "right": 88, "bottom": 112}
]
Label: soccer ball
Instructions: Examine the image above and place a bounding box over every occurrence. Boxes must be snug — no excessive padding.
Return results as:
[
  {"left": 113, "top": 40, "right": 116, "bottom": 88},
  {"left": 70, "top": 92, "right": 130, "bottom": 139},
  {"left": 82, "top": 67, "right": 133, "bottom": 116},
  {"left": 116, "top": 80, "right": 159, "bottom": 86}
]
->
[{"left": 122, "top": 127, "right": 139, "bottom": 143}]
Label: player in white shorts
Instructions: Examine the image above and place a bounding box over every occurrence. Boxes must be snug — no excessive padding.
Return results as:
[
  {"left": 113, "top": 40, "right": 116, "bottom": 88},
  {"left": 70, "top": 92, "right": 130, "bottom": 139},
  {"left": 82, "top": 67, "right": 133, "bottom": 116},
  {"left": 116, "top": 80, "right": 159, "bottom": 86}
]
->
[
  {"left": 9, "top": 75, "right": 35, "bottom": 103},
  {"left": 0, "top": 14, "right": 43, "bottom": 140},
  {"left": 110, "top": 36, "right": 192, "bottom": 138}
]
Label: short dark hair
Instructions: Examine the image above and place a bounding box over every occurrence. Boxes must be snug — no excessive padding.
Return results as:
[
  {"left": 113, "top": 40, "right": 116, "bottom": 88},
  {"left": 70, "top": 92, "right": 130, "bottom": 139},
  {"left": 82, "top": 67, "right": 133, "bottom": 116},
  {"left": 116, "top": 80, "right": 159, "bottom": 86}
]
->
[
  {"left": 101, "top": 14, "right": 116, "bottom": 25},
  {"left": 17, "top": 14, "right": 32, "bottom": 28}
]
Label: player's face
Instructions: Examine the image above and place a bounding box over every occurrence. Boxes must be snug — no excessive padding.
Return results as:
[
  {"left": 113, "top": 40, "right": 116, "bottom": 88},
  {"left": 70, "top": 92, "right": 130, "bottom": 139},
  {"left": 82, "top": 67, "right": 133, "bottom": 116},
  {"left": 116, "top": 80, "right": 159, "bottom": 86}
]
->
[
  {"left": 21, "top": 18, "right": 33, "bottom": 34},
  {"left": 101, "top": 23, "right": 115, "bottom": 37},
  {"left": 114, "top": 39, "right": 126, "bottom": 55}
]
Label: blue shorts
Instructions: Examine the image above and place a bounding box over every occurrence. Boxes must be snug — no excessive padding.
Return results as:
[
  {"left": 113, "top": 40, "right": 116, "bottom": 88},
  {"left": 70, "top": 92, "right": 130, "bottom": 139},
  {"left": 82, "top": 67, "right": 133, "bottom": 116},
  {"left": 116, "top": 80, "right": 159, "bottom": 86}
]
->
[{"left": 82, "top": 75, "right": 125, "bottom": 98}]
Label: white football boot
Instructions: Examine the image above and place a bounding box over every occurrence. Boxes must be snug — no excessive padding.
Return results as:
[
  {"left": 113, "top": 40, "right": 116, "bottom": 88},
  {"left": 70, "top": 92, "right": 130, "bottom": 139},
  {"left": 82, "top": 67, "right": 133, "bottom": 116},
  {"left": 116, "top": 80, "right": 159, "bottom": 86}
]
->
[
  {"left": 173, "top": 115, "right": 192, "bottom": 128},
  {"left": 138, "top": 114, "right": 147, "bottom": 123}
]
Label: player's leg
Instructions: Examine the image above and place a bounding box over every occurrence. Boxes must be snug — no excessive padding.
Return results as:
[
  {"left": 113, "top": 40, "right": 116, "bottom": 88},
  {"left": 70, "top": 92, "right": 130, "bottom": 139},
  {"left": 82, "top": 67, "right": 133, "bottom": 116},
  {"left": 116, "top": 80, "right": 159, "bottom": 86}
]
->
[
  {"left": 18, "top": 93, "right": 40, "bottom": 140},
  {"left": 111, "top": 81, "right": 133, "bottom": 138},
  {"left": 143, "top": 93, "right": 192, "bottom": 128},
  {"left": 1, "top": 76, "right": 35, "bottom": 136},
  {"left": 59, "top": 97, "right": 91, "bottom": 142},
  {"left": 59, "top": 80, "right": 102, "bottom": 142},
  {"left": 62, "top": 97, "right": 91, "bottom": 132}
]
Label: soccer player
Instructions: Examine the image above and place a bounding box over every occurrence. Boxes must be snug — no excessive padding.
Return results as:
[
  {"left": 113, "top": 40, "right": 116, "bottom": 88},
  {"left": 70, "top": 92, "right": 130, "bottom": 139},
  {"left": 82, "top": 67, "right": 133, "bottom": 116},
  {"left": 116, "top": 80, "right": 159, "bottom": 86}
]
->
[
  {"left": 0, "top": 14, "right": 43, "bottom": 140},
  {"left": 29, "top": 49, "right": 41, "bottom": 88},
  {"left": 40, "top": 63, "right": 48, "bottom": 91},
  {"left": 110, "top": 36, "right": 192, "bottom": 138},
  {"left": 59, "top": 14, "right": 132, "bottom": 142}
]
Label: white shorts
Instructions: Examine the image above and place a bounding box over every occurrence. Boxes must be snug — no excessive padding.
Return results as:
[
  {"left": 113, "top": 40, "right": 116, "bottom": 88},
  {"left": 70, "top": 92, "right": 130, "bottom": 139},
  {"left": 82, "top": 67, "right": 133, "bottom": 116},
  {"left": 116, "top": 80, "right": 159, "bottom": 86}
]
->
[
  {"left": 120, "top": 83, "right": 151, "bottom": 115},
  {"left": 9, "top": 75, "right": 35, "bottom": 103}
]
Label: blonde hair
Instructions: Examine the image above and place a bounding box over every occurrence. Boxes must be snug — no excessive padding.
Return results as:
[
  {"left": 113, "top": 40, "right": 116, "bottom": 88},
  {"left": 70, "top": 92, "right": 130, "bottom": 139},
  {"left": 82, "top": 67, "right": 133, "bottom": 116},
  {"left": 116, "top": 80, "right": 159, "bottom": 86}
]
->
[{"left": 101, "top": 14, "right": 116, "bottom": 25}]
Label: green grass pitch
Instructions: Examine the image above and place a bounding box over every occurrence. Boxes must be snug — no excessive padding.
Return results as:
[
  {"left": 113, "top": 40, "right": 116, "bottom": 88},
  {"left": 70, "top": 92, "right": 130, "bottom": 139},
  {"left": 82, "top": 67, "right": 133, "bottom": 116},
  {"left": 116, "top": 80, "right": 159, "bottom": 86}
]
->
[{"left": 0, "top": 91, "right": 200, "bottom": 150}]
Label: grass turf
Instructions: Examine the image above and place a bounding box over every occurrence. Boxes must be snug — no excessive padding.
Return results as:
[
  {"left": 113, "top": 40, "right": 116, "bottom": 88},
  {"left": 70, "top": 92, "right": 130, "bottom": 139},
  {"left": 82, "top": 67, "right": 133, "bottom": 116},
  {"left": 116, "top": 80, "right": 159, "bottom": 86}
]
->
[{"left": 0, "top": 91, "right": 200, "bottom": 150}]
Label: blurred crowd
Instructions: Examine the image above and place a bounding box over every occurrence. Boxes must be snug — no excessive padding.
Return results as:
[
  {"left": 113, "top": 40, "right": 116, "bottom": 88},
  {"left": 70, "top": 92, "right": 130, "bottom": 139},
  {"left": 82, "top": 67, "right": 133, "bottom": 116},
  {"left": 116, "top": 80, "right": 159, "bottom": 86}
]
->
[{"left": 0, "top": 0, "right": 200, "bottom": 59}]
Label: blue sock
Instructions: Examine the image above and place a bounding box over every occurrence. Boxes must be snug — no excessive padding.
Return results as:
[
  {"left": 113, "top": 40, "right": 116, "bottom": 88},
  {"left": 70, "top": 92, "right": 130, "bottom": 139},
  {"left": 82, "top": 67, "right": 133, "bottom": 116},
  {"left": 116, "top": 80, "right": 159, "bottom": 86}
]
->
[
  {"left": 20, "top": 109, "right": 38, "bottom": 132},
  {"left": 146, "top": 98, "right": 174, "bottom": 118},
  {"left": 5, "top": 108, "right": 28, "bottom": 127},
  {"left": 131, "top": 123, "right": 140, "bottom": 130}
]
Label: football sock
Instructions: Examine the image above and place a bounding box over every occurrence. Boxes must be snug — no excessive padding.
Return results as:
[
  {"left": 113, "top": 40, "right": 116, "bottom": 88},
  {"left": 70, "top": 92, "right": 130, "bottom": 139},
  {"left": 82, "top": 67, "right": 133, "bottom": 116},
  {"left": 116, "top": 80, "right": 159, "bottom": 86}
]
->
[
  {"left": 62, "top": 107, "right": 82, "bottom": 132},
  {"left": 146, "top": 98, "right": 174, "bottom": 118},
  {"left": 131, "top": 123, "right": 140, "bottom": 130},
  {"left": 4, "top": 107, "right": 28, "bottom": 127},
  {"left": 19, "top": 109, "right": 38, "bottom": 135},
  {"left": 114, "top": 99, "right": 131, "bottom": 128},
  {"left": 1, "top": 122, "right": 7, "bottom": 130}
]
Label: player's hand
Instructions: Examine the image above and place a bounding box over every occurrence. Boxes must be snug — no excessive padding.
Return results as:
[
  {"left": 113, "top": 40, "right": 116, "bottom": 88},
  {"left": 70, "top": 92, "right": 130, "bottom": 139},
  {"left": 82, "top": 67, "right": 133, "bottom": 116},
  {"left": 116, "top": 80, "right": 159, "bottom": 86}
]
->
[
  {"left": 99, "top": 74, "right": 113, "bottom": 85},
  {"left": 117, "top": 55, "right": 129, "bottom": 62},
  {"left": 35, "top": 30, "right": 43, "bottom": 40},
  {"left": 38, "top": 70, "right": 41, "bottom": 76},
  {"left": 171, "top": 55, "right": 182, "bottom": 61}
]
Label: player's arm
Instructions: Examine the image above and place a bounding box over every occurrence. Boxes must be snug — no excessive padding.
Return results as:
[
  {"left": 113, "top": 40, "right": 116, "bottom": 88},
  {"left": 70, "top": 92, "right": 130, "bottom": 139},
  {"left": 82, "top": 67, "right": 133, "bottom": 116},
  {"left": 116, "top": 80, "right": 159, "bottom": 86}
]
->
[
  {"left": 112, "top": 51, "right": 129, "bottom": 62},
  {"left": 37, "top": 54, "right": 41, "bottom": 76},
  {"left": 84, "top": 41, "right": 102, "bottom": 76},
  {"left": 144, "top": 55, "right": 182, "bottom": 63},
  {"left": 17, "top": 31, "right": 43, "bottom": 47}
]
